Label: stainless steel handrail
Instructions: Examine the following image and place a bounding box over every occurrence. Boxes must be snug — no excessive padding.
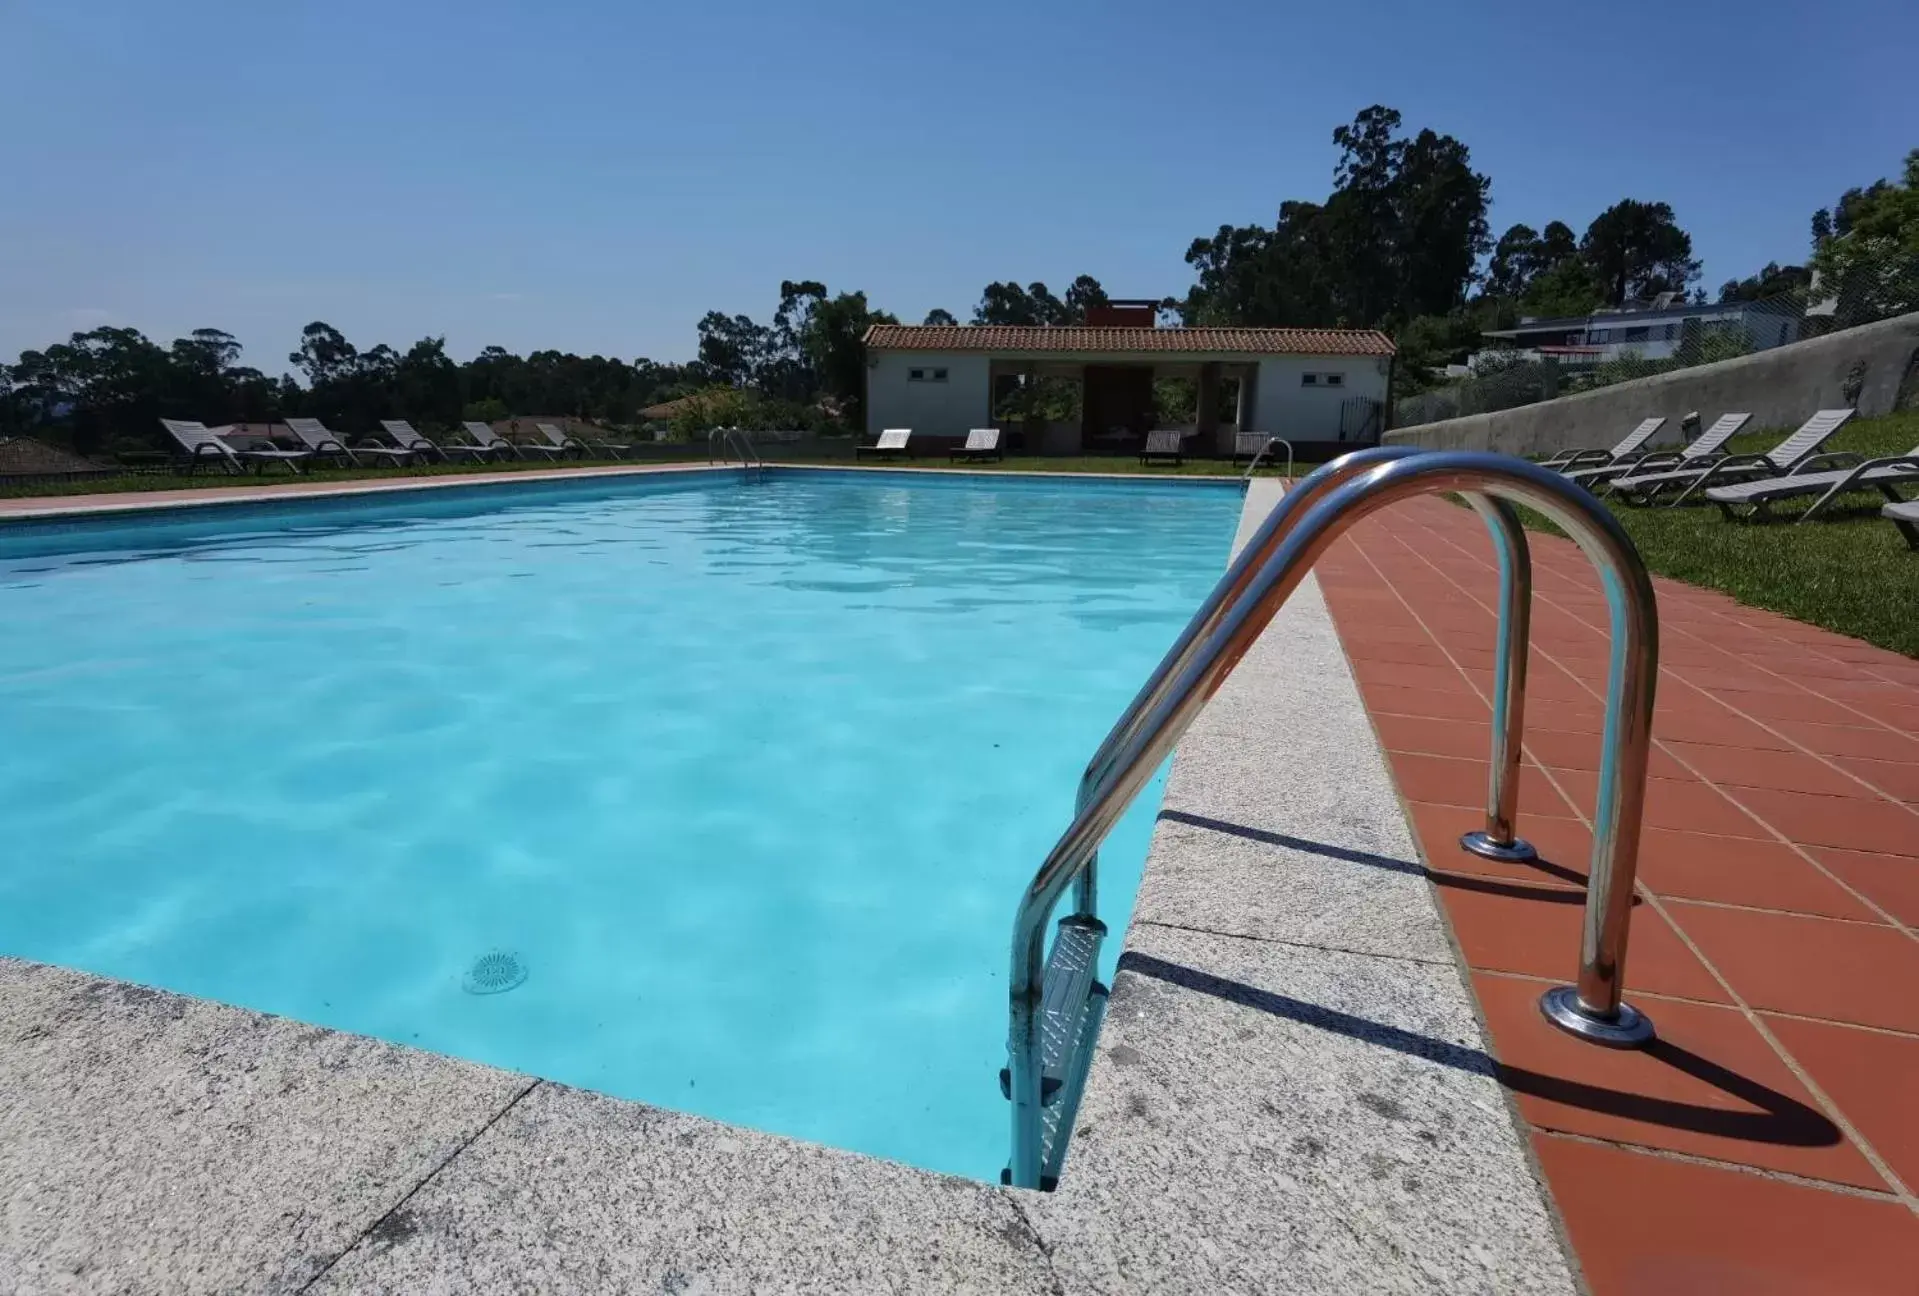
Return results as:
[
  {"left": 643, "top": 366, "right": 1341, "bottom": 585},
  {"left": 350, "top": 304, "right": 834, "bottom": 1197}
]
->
[
  {"left": 732, "top": 429, "right": 764, "bottom": 470},
  {"left": 1068, "top": 446, "right": 1422, "bottom": 920},
  {"left": 1006, "top": 451, "right": 1661, "bottom": 1190},
  {"left": 1242, "top": 436, "right": 1294, "bottom": 481},
  {"left": 1458, "top": 494, "right": 1537, "bottom": 865},
  {"left": 707, "top": 426, "right": 765, "bottom": 471}
]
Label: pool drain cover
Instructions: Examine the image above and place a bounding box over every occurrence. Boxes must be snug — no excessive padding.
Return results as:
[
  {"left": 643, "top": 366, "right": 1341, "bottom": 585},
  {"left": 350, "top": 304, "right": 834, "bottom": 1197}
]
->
[{"left": 462, "top": 950, "right": 528, "bottom": 995}]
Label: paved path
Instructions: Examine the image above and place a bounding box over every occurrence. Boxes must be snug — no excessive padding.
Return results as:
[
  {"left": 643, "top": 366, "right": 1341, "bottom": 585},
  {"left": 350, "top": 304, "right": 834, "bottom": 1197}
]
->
[
  {"left": 0, "top": 462, "right": 722, "bottom": 518},
  {"left": 1318, "top": 494, "right": 1919, "bottom": 1293}
]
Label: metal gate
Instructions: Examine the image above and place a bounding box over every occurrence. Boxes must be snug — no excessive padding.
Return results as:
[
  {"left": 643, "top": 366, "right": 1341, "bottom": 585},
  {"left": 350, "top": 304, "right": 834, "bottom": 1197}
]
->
[{"left": 1338, "top": 396, "right": 1384, "bottom": 442}]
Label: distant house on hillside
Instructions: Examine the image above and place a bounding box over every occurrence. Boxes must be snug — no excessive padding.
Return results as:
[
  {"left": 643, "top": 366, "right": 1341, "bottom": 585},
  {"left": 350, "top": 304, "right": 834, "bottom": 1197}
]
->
[
  {"left": 1473, "top": 296, "right": 1802, "bottom": 371},
  {"left": 639, "top": 394, "right": 714, "bottom": 422},
  {"left": 862, "top": 302, "right": 1396, "bottom": 454}
]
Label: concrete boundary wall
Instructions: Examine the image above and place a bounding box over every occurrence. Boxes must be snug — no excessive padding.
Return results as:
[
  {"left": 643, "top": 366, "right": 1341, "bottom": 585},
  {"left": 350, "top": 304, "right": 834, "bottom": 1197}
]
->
[{"left": 1385, "top": 311, "right": 1919, "bottom": 456}]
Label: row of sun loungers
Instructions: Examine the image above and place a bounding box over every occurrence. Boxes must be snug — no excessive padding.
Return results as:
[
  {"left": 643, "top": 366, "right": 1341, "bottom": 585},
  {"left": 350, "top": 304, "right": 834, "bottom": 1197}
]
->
[
  {"left": 159, "top": 419, "right": 633, "bottom": 474},
  {"left": 857, "top": 427, "right": 1212, "bottom": 466},
  {"left": 161, "top": 412, "right": 1917, "bottom": 543},
  {"left": 1547, "top": 407, "right": 1919, "bottom": 539},
  {"left": 853, "top": 428, "right": 1005, "bottom": 463}
]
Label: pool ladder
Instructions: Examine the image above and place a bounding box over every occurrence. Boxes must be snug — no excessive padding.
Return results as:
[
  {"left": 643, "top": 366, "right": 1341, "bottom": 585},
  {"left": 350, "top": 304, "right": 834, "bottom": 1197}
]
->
[
  {"left": 708, "top": 426, "right": 765, "bottom": 473},
  {"left": 1003, "top": 446, "right": 1664, "bottom": 1190},
  {"left": 1241, "top": 436, "right": 1294, "bottom": 480}
]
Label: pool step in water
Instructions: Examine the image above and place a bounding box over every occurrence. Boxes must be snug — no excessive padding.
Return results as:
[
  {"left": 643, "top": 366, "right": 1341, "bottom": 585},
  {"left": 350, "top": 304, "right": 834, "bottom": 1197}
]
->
[{"left": 1001, "top": 914, "right": 1108, "bottom": 1190}]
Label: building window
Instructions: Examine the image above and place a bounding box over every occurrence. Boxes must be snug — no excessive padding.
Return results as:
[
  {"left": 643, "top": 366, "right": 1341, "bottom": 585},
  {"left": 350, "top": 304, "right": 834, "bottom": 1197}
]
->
[
  {"left": 1324, "top": 373, "right": 1344, "bottom": 388},
  {"left": 909, "top": 368, "right": 925, "bottom": 381},
  {"left": 1662, "top": 323, "right": 1677, "bottom": 341},
  {"left": 931, "top": 368, "right": 948, "bottom": 382},
  {"left": 1301, "top": 373, "right": 1318, "bottom": 386},
  {"left": 1589, "top": 328, "right": 1611, "bottom": 343},
  {"left": 907, "top": 366, "right": 948, "bottom": 383},
  {"left": 1624, "top": 326, "right": 1650, "bottom": 343}
]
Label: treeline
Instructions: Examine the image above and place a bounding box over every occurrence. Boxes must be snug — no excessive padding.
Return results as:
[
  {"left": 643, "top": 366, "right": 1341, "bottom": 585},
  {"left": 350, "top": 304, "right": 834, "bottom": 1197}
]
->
[
  {"left": 1179, "top": 108, "right": 1917, "bottom": 391},
  {"left": 4, "top": 106, "right": 1912, "bottom": 455},
  {"left": 0, "top": 322, "right": 710, "bottom": 457}
]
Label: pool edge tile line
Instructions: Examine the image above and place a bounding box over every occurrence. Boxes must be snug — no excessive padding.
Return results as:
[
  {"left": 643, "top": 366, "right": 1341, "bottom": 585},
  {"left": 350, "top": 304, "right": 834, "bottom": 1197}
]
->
[
  {"left": 0, "top": 475, "right": 1580, "bottom": 1294},
  {"left": 0, "top": 459, "right": 1245, "bottom": 524},
  {"left": 0, "top": 461, "right": 737, "bottom": 521}
]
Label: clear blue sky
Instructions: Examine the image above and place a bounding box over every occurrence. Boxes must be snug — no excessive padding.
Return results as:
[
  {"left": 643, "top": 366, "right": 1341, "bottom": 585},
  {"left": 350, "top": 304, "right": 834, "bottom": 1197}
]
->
[{"left": 2, "top": 0, "right": 1913, "bottom": 370}]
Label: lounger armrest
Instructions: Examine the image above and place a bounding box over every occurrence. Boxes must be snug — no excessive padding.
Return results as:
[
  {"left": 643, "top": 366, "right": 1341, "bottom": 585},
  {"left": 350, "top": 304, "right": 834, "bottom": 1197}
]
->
[
  {"left": 1621, "top": 450, "right": 1687, "bottom": 474},
  {"left": 1792, "top": 451, "right": 1864, "bottom": 474},
  {"left": 1683, "top": 454, "right": 1772, "bottom": 494},
  {"left": 1543, "top": 446, "right": 1607, "bottom": 468},
  {"left": 1798, "top": 455, "right": 1919, "bottom": 506}
]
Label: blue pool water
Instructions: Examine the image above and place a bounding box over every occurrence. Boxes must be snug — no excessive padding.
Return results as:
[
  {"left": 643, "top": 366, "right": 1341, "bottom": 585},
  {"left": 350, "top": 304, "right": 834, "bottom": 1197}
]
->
[{"left": 0, "top": 470, "right": 1239, "bottom": 1180}]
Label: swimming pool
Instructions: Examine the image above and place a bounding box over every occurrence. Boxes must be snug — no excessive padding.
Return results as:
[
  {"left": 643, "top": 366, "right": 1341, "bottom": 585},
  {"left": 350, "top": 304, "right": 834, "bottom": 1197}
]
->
[{"left": 0, "top": 469, "right": 1240, "bottom": 1180}]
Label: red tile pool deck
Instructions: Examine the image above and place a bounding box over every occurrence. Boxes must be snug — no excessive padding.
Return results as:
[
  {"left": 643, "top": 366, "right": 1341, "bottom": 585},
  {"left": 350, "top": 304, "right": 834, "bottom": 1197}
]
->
[{"left": 1319, "top": 494, "right": 1919, "bottom": 1291}]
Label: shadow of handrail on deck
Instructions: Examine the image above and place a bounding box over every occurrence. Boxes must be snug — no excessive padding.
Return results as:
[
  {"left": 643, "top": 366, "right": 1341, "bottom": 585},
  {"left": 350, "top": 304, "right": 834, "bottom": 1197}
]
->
[
  {"left": 1155, "top": 809, "right": 1425, "bottom": 877},
  {"left": 1160, "top": 807, "right": 1600, "bottom": 894},
  {"left": 1117, "top": 952, "right": 1842, "bottom": 1148},
  {"left": 1425, "top": 870, "right": 1642, "bottom": 906}
]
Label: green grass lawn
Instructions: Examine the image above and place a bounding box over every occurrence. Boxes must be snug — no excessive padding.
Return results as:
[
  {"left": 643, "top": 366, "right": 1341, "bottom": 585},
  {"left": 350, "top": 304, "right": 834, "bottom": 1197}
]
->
[{"left": 1510, "top": 409, "right": 1919, "bottom": 659}]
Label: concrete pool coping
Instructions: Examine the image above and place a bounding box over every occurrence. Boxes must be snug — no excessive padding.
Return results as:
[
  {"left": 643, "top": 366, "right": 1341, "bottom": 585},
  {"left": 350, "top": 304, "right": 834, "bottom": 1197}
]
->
[{"left": 0, "top": 477, "right": 1578, "bottom": 1293}]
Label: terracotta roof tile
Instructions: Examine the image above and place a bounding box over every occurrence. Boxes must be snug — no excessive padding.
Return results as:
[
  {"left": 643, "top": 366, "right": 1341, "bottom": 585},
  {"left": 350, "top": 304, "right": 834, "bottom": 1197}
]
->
[{"left": 862, "top": 324, "right": 1395, "bottom": 356}]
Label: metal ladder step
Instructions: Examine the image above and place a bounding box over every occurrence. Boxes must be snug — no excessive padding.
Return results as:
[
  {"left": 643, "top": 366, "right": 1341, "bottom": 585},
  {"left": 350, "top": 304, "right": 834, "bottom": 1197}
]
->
[{"left": 1001, "top": 914, "right": 1107, "bottom": 1190}]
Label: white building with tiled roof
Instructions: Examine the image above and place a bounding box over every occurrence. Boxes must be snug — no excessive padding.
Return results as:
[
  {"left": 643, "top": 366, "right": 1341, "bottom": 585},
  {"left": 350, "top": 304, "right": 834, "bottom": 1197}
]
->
[{"left": 862, "top": 304, "right": 1395, "bottom": 454}]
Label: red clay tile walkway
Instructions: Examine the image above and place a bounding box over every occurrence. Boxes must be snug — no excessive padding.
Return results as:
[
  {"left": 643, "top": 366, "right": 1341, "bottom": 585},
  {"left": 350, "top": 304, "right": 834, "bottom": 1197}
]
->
[{"left": 1317, "top": 494, "right": 1919, "bottom": 1293}]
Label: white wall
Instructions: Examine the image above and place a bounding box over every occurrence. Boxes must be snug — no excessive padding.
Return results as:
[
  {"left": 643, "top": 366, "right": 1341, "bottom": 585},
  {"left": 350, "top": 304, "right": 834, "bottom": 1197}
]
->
[
  {"left": 866, "top": 352, "right": 992, "bottom": 438},
  {"left": 1250, "top": 356, "right": 1391, "bottom": 440}
]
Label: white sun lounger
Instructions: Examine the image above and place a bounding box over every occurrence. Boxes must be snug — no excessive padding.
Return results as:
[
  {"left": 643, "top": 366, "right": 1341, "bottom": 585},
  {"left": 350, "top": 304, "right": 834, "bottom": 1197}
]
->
[
  {"left": 1541, "top": 416, "right": 1666, "bottom": 472},
  {"left": 1232, "top": 432, "right": 1274, "bottom": 465},
  {"left": 1705, "top": 441, "right": 1919, "bottom": 522},
  {"left": 1884, "top": 499, "right": 1919, "bottom": 550},
  {"left": 950, "top": 428, "right": 1002, "bottom": 462},
  {"left": 532, "top": 422, "right": 586, "bottom": 457},
  {"left": 380, "top": 420, "right": 490, "bottom": 463},
  {"left": 1569, "top": 413, "right": 1751, "bottom": 487},
  {"left": 284, "top": 418, "right": 416, "bottom": 468},
  {"left": 535, "top": 421, "right": 632, "bottom": 459},
  {"left": 1140, "top": 430, "right": 1185, "bottom": 465},
  {"left": 1610, "top": 409, "right": 1855, "bottom": 506},
  {"left": 159, "top": 419, "right": 311, "bottom": 474},
  {"left": 856, "top": 428, "right": 912, "bottom": 460},
  {"left": 462, "top": 421, "right": 563, "bottom": 461}
]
